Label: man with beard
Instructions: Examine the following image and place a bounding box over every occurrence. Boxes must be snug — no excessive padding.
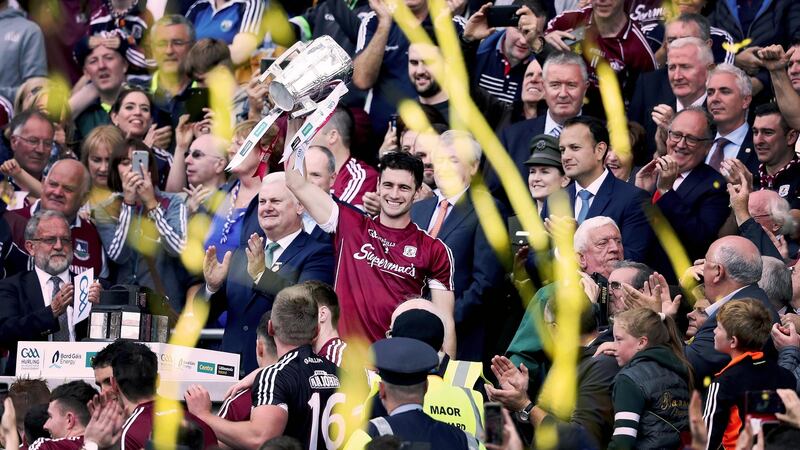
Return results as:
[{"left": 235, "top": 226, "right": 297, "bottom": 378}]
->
[
  {"left": 0, "top": 210, "right": 100, "bottom": 374},
  {"left": 286, "top": 152, "right": 457, "bottom": 355},
  {"left": 408, "top": 43, "right": 449, "bottom": 122}
]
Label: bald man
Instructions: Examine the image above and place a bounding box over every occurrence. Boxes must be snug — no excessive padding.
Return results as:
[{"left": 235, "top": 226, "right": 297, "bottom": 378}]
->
[
  {"left": 685, "top": 236, "right": 777, "bottom": 385},
  {"left": 8, "top": 159, "right": 105, "bottom": 277}
]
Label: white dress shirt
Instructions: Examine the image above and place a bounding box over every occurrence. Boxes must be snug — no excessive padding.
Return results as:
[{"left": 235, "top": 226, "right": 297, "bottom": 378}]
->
[
  {"left": 676, "top": 93, "right": 707, "bottom": 112},
  {"left": 264, "top": 229, "right": 303, "bottom": 272},
  {"left": 427, "top": 187, "right": 468, "bottom": 231},
  {"left": 34, "top": 267, "right": 74, "bottom": 341},
  {"left": 705, "top": 121, "right": 749, "bottom": 165}
]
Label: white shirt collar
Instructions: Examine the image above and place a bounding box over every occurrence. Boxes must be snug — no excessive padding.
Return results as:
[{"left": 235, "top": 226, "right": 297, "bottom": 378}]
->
[
  {"left": 434, "top": 186, "right": 469, "bottom": 206},
  {"left": 266, "top": 228, "right": 303, "bottom": 250},
  {"left": 715, "top": 121, "right": 749, "bottom": 147},
  {"left": 575, "top": 169, "right": 610, "bottom": 197},
  {"left": 676, "top": 93, "right": 707, "bottom": 112},
  {"left": 704, "top": 285, "right": 748, "bottom": 317},
  {"left": 544, "top": 109, "right": 583, "bottom": 135}
]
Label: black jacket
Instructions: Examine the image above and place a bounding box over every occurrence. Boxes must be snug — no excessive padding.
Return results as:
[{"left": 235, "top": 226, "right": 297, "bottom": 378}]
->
[{"left": 610, "top": 345, "right": 690, "bottom": 450}]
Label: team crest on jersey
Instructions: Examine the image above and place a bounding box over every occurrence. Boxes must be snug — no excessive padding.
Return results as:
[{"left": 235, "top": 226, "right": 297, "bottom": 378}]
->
[
  {"left": 779, "top": 185, "right": 790, "bottom": 197},
  {"left": 74, "top": 239, "right": 90, "bottom": 261},
  {"left": 403, "top": 246, "right": 417, "bottom": 258},
  {"left": 309, "top": 370, "right": 340, "bottom": 389},
  {"left": 221, "top": 20, "right": 234, "bottom": 32}
]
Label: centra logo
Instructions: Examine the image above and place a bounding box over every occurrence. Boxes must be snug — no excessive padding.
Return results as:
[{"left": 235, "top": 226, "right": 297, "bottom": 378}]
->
[
  {"left": 20, "top": 348, "right": 40, "bottom": 358},
  {"left": 197, "top": 361, "right": 216, "bottom": 374}
]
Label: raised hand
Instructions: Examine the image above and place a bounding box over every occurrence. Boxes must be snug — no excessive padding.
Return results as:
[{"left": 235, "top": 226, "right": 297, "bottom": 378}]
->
[
  {"left": 245, "top": 233, "right": 266, "bottom": 281},
  {"left": 203, "top": 246, "right": 232, "bottom": 293}
]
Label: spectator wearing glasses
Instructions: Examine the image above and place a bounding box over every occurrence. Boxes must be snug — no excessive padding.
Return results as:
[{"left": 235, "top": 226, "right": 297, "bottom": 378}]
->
[
  {"left": 636, "top": 106, "right": 729, "bottom": 264},
  {"left": 6, "top": 110, "right": 55, "bottom": 188},
  {"left": 0, "top": 210, "right": 100, "bottom": 375},
  {"left": 148, "top": 15, "right": 196, "bottom": 131}
]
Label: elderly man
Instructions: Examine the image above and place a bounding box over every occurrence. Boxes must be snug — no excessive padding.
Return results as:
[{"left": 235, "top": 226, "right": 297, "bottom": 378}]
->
[
  {"left": 629, "top": 34, "right": 714, "bottom": 161},
  {"left": 8, "top": 159, "right": 105, "bottom": 277},
  {"left": 636, "top": 107, "right": 729, "bottom": 264},
  {"left": 7, "top": 110, "right": 55, "bottom": 183},
  {"left": 705, "top": 64, "right": 759, "bottom": 174},
  {"left": 684, "top": 235, "right": 774, "bottom": 385},
  {"left": 727, "top": 172, "right": 789, "bottom": 261},
  {"left": 546, "top": 116, "right": 652, "bottom": 262},
  {"left": 486, "top": 51, "right": 590, "bottom": 201},
  {"left": 507, "top": 216, "right": 623, "bottom": 396},
  {"left": 0, "top": 211, "right": 100, "bottom": 374},
  {"left": 751, "top": 103, "right": 800, "bottom": 210},
  {"left": 410, "top": 131, "right": 503, "bottom": 361},
  {"left": 203, "top": 172, "right": 334, "bottom": 373}
]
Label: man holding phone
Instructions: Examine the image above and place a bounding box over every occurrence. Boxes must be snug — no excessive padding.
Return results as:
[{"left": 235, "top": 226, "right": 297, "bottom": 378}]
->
[{"left": 544, "top": 0, "right": 656, "bottom": 92}]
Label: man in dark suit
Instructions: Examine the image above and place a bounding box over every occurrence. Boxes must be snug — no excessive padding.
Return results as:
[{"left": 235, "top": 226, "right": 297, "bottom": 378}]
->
[
  {"left": 411, "top": 131, "right": 503, "bottom": 361},
  {"left": 684, "top": 235, "right": 776, "bottom": 386},
  {"left": 635, "top": 107, "right": 730, "bottom": 264},
  {"left": 706, "top": 64, "right": 759, "bottom": 176},
  {"left": 543, "top": 116, "right": 653, "bottom": 263},
  {"left": 628, "top": 34, "right": 714, "bottom": 162},
  {"left": 484, "top": 51, "right": 589, "bottom": 204},
  {"left": 0, "top": 210, "right": 100, "bottom": 375},
  {"left": 203, "top": 172, "right": 334, "bottom": 373}
]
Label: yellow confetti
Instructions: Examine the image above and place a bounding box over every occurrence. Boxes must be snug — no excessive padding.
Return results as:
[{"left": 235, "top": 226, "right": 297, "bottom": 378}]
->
[
  {"left": 596, "top": 62, "right": 631, "bottom": 162},
  {"left": 722, "top": 38, "right": 753, "bottom": 55},
  {"left": 206, "top": 67, "right": 236, "bottom": 142},
  {"left": 646, "top": 206, "right": 697, "bottom": 297},
  {"left": 260, "top": 3, "right": 296, "bottom": 47}
]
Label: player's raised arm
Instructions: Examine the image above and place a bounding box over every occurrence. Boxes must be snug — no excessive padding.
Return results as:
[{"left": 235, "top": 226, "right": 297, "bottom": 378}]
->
[{"left": 285, "top": 161, "right": 337, "bottom": 229}]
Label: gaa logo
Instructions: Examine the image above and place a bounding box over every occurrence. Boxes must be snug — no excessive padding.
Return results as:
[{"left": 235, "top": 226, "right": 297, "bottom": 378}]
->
[{"left": 20, "top": 348, "right": 40, "bottom": 358}]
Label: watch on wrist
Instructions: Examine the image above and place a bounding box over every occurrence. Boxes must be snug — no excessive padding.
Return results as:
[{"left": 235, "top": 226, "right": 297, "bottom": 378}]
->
[
  {"left": 515, "top": 402, "right": 534, "bottom": 422},
  {"left": 83, "top": 440, "right": 99, "bottom": 450}
]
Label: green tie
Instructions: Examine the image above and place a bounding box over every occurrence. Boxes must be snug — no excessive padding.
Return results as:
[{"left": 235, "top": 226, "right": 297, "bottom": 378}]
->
[{"left": 264, "top": 242, "right": 281, "bottom": 269}]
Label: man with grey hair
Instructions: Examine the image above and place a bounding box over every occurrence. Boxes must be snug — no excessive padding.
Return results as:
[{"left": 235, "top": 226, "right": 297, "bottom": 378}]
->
[
  {"left": 0, "top": 210, "right": 100, "bottom": 374},
  {"left": 705, "top": 63, "right": 759, "bottom": 174},
  {"left": 308, "top": 107, "right": 378, "bottom": 209},
  {"left": 485, "top": 51, "right": 590, "bottom": 202},
  {"left": 759, "top": 256, "right": 793, "bottom": 314},
  {"left": 7, "top": 159, "right": 105, "bottom": 279},
  {"left": 506, "top": 216, "right": 623, "bottom": 394},
  {"left": 410, "top": 130, "right": 503, "bottom": 361},
  {"left": 628, "top": 15, "right": 716, "bottom": 160},
  {"left": 7, "top": 109, "right": 55, "bottom": 183},
  {"left": 686, "top": 235, "right": 775, "bottom": 384},
  {"left": 203, "top": 171, "right": 335, "bottom": 373}
]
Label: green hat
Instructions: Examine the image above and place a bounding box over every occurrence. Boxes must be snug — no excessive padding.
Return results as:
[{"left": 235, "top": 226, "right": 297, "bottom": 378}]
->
[{"left": 525, "top": 134, "right": 562, "bottom": 169}]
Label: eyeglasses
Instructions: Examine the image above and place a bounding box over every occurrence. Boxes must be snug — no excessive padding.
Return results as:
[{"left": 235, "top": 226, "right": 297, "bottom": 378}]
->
[
  {"left": 14, "top": 135, "right": 54, "bottom": 148},
  {"left": 667, "top": 131, "right": 711, "bottom": 147},
  {"left": 154, "top": 39, "right": 190, "bottom": 49},
  {"left": 31, "top": 236, "right": 72, "bottom": 246},
  {"left": 185, "top": 149, "right": 223, "bottom": 160}
]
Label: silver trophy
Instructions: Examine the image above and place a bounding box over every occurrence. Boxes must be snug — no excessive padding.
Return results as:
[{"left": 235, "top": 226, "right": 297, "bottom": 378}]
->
[
  {"left": 227, "top": 36, "right": 352, "bottom": 171},
  {"left": 261, "top": 35, "right": 352, "bottom": 116}
]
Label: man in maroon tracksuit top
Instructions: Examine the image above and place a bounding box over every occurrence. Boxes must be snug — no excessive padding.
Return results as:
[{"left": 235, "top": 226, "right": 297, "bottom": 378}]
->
[
  {"left": 29, "top": 381, "right": 97, "bottom": 450},
  {"left": 112, "top": 343, "right": 217, "bottom": 450}
]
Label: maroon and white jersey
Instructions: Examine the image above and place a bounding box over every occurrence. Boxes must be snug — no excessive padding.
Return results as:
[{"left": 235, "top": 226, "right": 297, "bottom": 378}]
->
[
  {"left": 217, "top": 388, "right": 252, "bottom": 422},
  {"left": 547, "top": 6, "right": 657, "bottom": 89},
  {"left": 28, "top": 436, "right": 83, "bottom": 450},
  {"left": 332, "top": 157, "right": 378, "bottom": 208},
  {"left": 331, "top": 205, "right": 454, "bottom": 342},
  {"left": 121, "top": 401, "right": 218, "bottom": 450},
  {"left": 318, "top": 337, "right": 347, "bottom": 367}
]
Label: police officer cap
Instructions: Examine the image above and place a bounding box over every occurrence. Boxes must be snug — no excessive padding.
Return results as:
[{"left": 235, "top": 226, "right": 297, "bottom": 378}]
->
[
  {"left": 391, "top": 309, "right": 445, "bottom": 351},
  {"left": 525, "top": 134, "right": 563, "bottom": 169},
  {"left": 372, "top": 337, "right": 439, "bottom": 386}
]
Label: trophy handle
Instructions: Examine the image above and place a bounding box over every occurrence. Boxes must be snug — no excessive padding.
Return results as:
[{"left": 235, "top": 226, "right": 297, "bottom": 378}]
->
[{"left": 257, "top": 41, "right": 307, "bottom": 83}]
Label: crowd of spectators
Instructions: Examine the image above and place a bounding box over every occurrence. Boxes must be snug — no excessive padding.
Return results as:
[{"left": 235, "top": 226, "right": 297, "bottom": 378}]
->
[{"left": 0, "top": 0, "right": 799, "bottom": 448}]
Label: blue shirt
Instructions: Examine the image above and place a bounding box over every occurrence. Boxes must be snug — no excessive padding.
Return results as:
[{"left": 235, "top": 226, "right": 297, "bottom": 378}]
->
[
  {"left": 186, "top": 0, "right": 266, "bottom": 44},
  {"left": 474, "top": 30, "right": 531, "bottom": 104}
]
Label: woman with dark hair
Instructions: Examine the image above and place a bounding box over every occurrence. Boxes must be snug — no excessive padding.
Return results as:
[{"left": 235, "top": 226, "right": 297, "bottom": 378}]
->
[
  {"left": 93, "top": 138, "right": 190, "bottom": 311},
  {"left": 109, "top": 86, "right": 173, "bottom": 189}
]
